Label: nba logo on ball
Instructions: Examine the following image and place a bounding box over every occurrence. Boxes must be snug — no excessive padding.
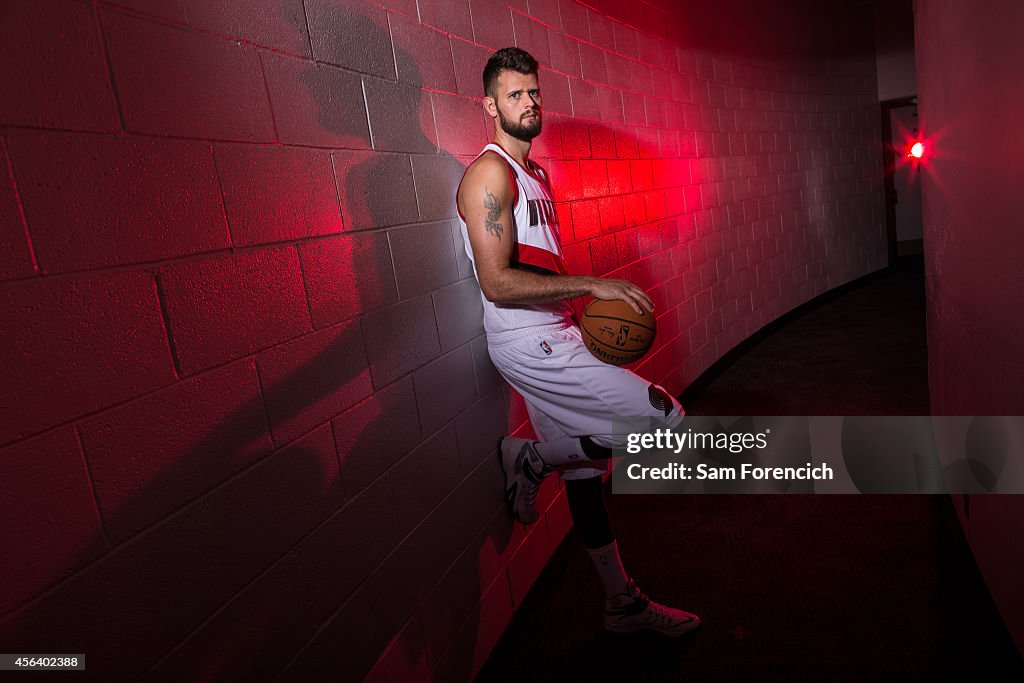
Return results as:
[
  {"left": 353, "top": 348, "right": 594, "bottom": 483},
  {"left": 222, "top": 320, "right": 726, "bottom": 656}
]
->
[{"left": 581, "top": 299, "right": 656, "bottom": 366}]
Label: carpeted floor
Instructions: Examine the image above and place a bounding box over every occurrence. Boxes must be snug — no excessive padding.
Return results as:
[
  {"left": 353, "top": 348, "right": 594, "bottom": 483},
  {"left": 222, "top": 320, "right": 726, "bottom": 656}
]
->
[{"left": 475, "top": 257, "right": 1024, "bottom": 681}]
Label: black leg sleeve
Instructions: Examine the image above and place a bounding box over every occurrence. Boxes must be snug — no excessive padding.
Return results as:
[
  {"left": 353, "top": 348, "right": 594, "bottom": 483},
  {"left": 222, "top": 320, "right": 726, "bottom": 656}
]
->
[
  {"left": 580, "top": 435, "right": 613, "bottom": 459},
  {"left": 564, "top": 476, "right": 615, "bottom": 549}
]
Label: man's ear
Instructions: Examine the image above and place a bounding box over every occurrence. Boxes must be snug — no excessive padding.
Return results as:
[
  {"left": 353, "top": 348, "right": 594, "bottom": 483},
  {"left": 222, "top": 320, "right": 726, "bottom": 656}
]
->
[{"left": 483, "top": 96, "right": 497, "bottom": 119}]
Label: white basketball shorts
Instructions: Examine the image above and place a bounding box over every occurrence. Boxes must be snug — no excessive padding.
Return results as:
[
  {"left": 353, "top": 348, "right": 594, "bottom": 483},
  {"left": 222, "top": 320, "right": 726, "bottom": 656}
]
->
[{"left": 488, "top": 323, "right": 684, "bottom": 480}]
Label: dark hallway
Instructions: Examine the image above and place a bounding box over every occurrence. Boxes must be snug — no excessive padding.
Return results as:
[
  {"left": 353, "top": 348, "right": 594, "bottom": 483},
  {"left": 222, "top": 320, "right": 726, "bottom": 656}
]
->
[
  {"left": 476, "top": 257, "right": 1024, "bottom": 681},
  {"left": 682, "top": 256, "right": 929, "bottom": 417}
]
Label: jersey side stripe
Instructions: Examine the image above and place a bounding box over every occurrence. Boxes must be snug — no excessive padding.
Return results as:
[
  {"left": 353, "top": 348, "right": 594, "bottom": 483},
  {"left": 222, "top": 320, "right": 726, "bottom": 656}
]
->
[{"left": 514, "top": 242, "right": 568, "bottom": 275}]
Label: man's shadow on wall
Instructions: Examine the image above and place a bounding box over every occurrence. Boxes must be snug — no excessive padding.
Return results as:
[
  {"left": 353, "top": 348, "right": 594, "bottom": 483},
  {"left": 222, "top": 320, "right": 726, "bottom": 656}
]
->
[
  {"left": 0, "top": 4, "right": 725, "bottom": 680},
  {"left": 0, "top": 6, "right": 512, "bottom": 683}
]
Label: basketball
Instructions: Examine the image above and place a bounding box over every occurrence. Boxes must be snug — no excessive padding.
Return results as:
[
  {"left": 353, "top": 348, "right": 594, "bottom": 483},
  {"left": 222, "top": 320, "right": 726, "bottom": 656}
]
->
[{"left": 580, "top": 298, "right": 656, "bottom": 366}]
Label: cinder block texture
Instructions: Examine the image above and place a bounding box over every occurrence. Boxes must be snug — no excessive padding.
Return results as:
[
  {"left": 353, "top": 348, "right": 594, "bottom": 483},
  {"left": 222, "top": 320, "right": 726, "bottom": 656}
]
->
[
  {"left": 391, "top": 12, "right": 458, "bottom": 92},
  {"left": 431, "top": 92, "right": 489, "bottom": 156},
  {"left": 295, "top": 476, "right": 401, "bottom": 622},
  {"left": 203, "top": 423, "right": 347, "bottom": 586},
  {"left": 139, "top": 550, "right": 318, "bottom": 682},
  {"left": 298, "top": 231, "right": 399, "bottom": 327},
  {"left": 389, "top": 221, "right": 461, "bottom": 299},
  {"left": 388, "top": 425, "right": 462, "bottom": 534},
  {"left": 333, "top": 377, "right": 421, "bottom": 496},
  {"left": 257, "top": 320, "right": 374, "bottom": 445},
  {"left": 412, "top": 345, "right": 479, "bottom": 434},
  {"left": 365, "top": 77, "right": 438, "bottom": 154},
  {"left": 363, "top": 620, "right": 433, "bottom": 683},
  {"left": 7, "top": 131, "right": 229, "bottom": 273},
  {"left": 102, "top": 11, "right": 275, "bottom": 141},
  {"left": 109, "top": 0, "right": 184, "bottom": 21},
  {"left": 0, "top": 271, "right": 175, "bottom": 447},
  {"left": 452, "top": 38, "right": 494, "bottom": 98},
  {"left": 412, "top": 155, "right": 466, "bottom": 221},
  {"left": 274, "top": 580, "right": 391, "bottom": 682},
  {"left": 419, "top": 0, "right": 474, "bottom": 41},
  {"left": 78, "top": 360, "right": 273, "bottom": 543},
  {"left": 0, "top": 429, "right": 103, "bottom": 616},
  {"left": 361, "top": 295, "right": 442, "bottom": 387},
  {"left": 433, "top": 278, "right": 486, "bottom": 352},
  {"left": 0, "top": 0, "right": 886, "bottom": 679},
  {"left": 332, "top": 151, "right": 420, "bottom": 228},
  {"left": 0, "top": 138, "right": 35, "bottom": 280},
  {"left": 470, "top": 0, "right": 515, "bottom": 49},
  {"left": 262, "top": 53, "right": 371, "bottom": 148},
  {"left": 416, "top": 465, "right": 506, "bottom": 665},
  {"left": 305, "top": 0, "right": 396, "bottom": 78},
  {"left": 0, "top": 497, "right": 248, "bottom": 679},
  {"left": 182, "top": 0, "right": 312, "bottom": 56},
  {"left": 0, "top": 0, "right": 119, "bottom": 132},
  {"left": 158, "top": 247, "right": 312, "bottom": 375},
  {"left": 215, "top": 144, "right": 343, "bottom": 246}
]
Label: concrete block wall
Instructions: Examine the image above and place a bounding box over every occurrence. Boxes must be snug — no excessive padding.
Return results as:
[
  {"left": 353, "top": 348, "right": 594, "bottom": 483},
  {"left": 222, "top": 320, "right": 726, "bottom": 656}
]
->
[
  {"left": 915, "top": 0, "right": 1024, "bottom": 656},
  {"left": 0, "top": 0, "right": 884, "bottom": 680}
]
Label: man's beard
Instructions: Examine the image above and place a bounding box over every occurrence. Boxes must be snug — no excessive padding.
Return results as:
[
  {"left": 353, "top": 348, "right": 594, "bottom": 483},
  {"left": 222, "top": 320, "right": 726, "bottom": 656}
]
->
[{"left": 498, "top": 108, "right": 542, "bottom": 142}]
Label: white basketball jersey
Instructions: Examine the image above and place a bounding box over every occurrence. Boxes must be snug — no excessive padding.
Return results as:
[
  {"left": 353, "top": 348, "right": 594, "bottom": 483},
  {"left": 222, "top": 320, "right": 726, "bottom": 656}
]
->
[{"left": 458, "top": 143, "right": 573, "bottom": 343}]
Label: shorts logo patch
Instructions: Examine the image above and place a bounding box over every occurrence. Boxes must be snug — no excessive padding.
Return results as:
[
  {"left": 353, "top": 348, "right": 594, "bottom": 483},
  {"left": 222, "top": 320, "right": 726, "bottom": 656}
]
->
[
  {"left": 648, "top": 385, "right": 672, "bottom": 416},
  {"left": 540, "top": 341, "right": 552, "bottom": 356}
]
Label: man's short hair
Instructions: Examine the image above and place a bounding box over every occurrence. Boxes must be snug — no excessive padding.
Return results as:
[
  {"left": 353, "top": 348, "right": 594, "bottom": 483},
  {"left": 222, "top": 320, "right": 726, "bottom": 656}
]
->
[{"left": 483, "top": 47, "right": 539, "bottom": 99}]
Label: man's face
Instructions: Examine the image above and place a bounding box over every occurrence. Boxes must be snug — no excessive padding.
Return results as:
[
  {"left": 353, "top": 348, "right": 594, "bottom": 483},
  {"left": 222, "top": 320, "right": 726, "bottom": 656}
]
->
[{"left": 491, "top": 70, "right": 542, "bottom": 142}]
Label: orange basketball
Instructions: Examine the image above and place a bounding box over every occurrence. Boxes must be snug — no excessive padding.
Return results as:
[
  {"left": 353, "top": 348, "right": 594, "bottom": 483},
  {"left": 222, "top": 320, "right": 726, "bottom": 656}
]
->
[{"left": 580, "top": 298, "right": 656, "bottom": 366}]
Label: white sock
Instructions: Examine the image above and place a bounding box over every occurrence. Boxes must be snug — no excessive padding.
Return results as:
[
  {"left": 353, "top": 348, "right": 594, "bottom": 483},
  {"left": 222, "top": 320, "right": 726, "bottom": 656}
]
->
[
  {"left": 587, "top": 541, "right": 630, "bottom": 598},
  {"left": 533, "top": 435, "right": 587, "bottom": 468}
]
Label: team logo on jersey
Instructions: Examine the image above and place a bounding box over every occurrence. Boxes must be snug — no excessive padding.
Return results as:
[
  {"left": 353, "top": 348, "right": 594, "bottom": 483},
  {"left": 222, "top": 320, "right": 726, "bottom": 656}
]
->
[
  {"left": 540, "top": 340, "right": 552, "bottom": 355},
  {"left": 527, "top": 198, "right": 558, "bottom": 228}
]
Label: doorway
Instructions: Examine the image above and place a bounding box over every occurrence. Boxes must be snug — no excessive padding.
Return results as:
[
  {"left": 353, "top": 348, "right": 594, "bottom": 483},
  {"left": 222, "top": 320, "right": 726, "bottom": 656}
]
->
[{"left": 880, "top": 96, "right": 925, "bottom": 263}]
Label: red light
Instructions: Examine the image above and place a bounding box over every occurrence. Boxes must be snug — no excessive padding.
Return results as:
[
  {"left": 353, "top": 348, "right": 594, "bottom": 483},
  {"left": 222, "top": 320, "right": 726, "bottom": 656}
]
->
[{"left": 908, "top": 142, "right": 924, "bottom": 159}]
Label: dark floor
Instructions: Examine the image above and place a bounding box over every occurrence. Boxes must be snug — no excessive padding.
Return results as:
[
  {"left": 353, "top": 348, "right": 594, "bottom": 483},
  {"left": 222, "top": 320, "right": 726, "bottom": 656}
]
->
[
  {"left": 476, "top": 257, "right": 1024, "bottom": 682},
  {"left": 680, "top": 255, "right": 931, "bottom": 416}
]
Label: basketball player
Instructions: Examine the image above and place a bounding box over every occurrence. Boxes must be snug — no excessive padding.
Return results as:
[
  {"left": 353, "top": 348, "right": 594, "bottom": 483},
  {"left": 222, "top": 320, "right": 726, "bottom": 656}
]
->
[{"left": 456, "top": 47, "right": 700, "bottom": 636}]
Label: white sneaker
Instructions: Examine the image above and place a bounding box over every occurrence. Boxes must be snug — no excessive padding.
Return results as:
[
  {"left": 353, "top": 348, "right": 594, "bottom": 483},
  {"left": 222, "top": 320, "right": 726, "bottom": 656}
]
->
[
  {"left": 499, "top": 437, "right": 552, "bottom": 524},
  {"left": 605, "top": 580, "right": 701, "bottom": 637}
]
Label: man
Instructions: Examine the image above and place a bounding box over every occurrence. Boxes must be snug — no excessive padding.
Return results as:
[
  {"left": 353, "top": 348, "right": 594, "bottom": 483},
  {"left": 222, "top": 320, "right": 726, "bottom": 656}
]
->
[{"left": 456, "top": 47, "right": 700, "bottom": 637}]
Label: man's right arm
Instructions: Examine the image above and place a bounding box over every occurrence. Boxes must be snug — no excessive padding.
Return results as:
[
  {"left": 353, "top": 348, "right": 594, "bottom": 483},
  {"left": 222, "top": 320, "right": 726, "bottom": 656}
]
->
[{"left": 457, "top": 155, "right": 653, "bottom": 314}]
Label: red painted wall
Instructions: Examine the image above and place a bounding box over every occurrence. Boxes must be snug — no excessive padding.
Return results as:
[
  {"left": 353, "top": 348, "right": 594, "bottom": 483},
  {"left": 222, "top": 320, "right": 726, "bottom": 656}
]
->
[
  {"left": 0, "top": 0, "right": 883, "bottom": 679},
  {"left": 915, "top": 0, "right": 1024, "bottom": 657}
]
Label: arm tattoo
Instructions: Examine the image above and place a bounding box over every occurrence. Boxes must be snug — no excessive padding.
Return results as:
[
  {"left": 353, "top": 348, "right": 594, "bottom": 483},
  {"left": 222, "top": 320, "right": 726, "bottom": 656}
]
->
[{"left": 483, "top": 187, "right": 502, "bottom": 239}]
